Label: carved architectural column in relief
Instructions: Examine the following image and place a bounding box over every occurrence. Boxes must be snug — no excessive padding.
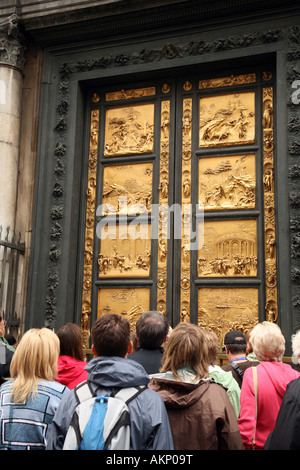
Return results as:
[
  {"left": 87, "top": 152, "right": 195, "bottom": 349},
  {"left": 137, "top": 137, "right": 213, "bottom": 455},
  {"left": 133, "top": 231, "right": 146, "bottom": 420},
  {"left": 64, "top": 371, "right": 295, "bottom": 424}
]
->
[
  {"left": 263, "top": 85, "right": 278, "bottom": 323},
  {"left": 180, "top": 96, "right": 192, "bottom": 322},
  {"left": 0, "top": 14, "right": 26, "bottom": 231},
  {"left": 157, "top": 99, "right": 170, "bottom": 317}
]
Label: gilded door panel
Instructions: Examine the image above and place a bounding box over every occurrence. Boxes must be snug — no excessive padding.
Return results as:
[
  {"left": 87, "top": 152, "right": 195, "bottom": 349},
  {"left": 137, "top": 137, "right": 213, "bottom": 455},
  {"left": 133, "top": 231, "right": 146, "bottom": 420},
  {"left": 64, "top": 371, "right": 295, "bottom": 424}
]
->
[
  {"left": 199, "top": 91, "right": 255, "bottom": 147},
  {"left": 80, "top": 71, "right": 278, "bottom": 348},
  {"left": 197, "top": 219, "right": 257, "bottom": 277},
  {"left": 198, "top": 154, "right": 256, "bottom": 210},
  {"left": 101, "top": 162, "right": 153, "bottom": 215},
  {"left": 98, "top": 223, "right": 151, "bottom": 278},
  {"left": 79, "top": 82, "right": 174, "bottom": 346},
  {"left": 98, "top": 288, "right": 150, "bottom": 332},
  {"left": 198, "top": 287, "right": 259, "bottom": 347},
  {"left": 104, "top": 103, "right": 154, "bottom": 156}
]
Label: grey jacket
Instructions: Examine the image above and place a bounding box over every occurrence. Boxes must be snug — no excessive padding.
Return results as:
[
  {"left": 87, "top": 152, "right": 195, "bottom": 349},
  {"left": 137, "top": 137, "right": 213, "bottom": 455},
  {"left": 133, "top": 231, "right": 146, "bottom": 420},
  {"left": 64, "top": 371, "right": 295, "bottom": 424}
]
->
[{"left": 46, "top": 356, "right": 174, "bottom": 450}]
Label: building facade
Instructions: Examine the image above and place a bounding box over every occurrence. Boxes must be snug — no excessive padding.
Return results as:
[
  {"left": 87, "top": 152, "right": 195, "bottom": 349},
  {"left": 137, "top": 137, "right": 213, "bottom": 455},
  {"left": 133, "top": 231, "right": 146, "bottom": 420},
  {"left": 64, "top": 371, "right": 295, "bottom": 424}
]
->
[{"left": 0, "top": 0, "right": 299, "bottom": 352}]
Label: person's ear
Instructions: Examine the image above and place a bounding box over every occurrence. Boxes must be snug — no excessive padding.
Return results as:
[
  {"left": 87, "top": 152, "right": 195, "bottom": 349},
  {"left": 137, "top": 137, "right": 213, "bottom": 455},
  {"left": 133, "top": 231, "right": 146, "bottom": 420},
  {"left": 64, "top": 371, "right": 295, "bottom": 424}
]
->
[{"left": 91, "top": 344, "right": 97, "bottom": 357}]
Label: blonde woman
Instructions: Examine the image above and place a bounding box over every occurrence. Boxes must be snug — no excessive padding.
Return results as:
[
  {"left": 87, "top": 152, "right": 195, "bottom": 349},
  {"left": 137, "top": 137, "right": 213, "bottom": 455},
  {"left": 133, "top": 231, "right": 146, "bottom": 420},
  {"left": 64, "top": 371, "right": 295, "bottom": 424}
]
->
[
  {"left": 149, "top": 322, "right": 244, "bottom": 450},
  {"left": 0, "top": 328, "right": 68, "bottom": 450},
  {"left": 238, "top": 321, "right": 300, "bottom": 450}
]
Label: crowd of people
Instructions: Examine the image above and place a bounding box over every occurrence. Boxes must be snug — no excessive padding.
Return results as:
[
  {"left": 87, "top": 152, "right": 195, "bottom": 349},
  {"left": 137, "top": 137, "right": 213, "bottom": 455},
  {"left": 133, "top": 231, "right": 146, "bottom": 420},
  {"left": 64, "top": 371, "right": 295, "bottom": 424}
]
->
[{"left": 0, "top": 309, "right": 300, "bottom": 450}]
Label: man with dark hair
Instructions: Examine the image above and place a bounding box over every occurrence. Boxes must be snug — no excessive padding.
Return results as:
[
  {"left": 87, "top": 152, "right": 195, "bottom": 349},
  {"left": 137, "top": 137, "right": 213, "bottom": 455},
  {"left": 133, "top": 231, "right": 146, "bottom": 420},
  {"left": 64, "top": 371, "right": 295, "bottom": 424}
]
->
[
  {"left": 129, "top": 311, "right": 169, "bottom": 374},
  {"left": 47, "top": 314, "right": 173, "bottom": 450},
  {"left": 221, "top": 330, "right": 259, "bottom": 388}
]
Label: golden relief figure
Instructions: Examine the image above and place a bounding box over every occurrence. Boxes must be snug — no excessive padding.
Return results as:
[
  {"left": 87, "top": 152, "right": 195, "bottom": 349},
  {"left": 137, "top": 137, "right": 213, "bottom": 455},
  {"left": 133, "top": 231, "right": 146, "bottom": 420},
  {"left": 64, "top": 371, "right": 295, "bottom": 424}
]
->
[
  {"left": 104, "top": 103, "right": 154, "bottom": 156},
  {"left": 81, "top": 109, "right": 100, "bottom": 349},
  {"left": 199, "top": 92, "right": 255, "bottom": 147},
  {"left": 98, "top": 224, "right": 151, "bottom": 278},
  {"left": 199, "top": 73, "right": 256, "bottom": 90},
  {"left": 198, "top": 287, "right": 258, "bottom": 348},
  {"left": 101, "top": 163, "right": 153, "bottom": 215},
  {"left": 180, "top": 98, "right": 193, "bottom": 322},
  {"left": 197, "top": 219, "right": 257, "bottom": 277},
  {"left": 98, "top": 288, "right": 150, "bottom": 332},
  {"left": 263, "top": 86, "right": 277, "bottom": 323},
  {"left": 105, "top": 87, "right": 156, "bottom": 101},
  {"left": 199, "top": 154, "right": 256, "bottom": 210},
  {"left": 157, "top": 100, "right": 171, "bottom": 311}
]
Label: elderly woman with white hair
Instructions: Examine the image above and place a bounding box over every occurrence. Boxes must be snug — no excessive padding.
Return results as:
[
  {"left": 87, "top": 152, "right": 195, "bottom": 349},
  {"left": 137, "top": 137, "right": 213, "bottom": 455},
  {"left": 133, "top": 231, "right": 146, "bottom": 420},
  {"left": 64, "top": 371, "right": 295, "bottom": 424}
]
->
[
  {"left": 238, "top": 321, "right": 300, "bottom": 450},
  {"left": 264, "top": 329, "right": 300, "bottom": 450}
]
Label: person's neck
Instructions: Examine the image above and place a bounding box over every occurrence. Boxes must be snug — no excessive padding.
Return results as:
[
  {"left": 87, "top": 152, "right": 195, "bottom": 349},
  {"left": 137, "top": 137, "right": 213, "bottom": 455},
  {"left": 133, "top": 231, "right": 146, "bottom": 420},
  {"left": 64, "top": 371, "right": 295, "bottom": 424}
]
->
[{"left": 228, "top": 353, "right": 248, "bottom": 363}]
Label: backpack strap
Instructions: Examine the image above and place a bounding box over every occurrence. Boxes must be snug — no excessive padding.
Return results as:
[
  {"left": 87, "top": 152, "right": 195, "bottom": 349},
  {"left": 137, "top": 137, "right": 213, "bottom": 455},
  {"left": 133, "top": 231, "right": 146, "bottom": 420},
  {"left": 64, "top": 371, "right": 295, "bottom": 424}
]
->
[
  {"left": 112, "top": 385, "right": 147, "bottom": 405},
  {"left": 74, "top": 380, "right": 95, "bottom": 404},
  {"left": 230, "top": 362, "right": 245, "bottom": 380}
]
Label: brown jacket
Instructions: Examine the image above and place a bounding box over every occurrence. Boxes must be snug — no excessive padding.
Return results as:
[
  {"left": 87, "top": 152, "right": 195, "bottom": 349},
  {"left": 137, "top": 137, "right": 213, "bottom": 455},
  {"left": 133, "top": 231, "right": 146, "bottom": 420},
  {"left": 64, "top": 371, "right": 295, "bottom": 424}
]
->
[{"left": 149, "top": 376, "right": 244, "bottom": 450}]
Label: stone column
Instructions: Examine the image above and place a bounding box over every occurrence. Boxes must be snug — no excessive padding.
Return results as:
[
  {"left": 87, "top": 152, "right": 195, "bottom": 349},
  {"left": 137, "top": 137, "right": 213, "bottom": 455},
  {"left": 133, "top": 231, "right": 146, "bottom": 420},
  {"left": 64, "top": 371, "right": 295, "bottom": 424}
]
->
[{"left": 0, "top": 14, "right": 26, "bottom": 232}]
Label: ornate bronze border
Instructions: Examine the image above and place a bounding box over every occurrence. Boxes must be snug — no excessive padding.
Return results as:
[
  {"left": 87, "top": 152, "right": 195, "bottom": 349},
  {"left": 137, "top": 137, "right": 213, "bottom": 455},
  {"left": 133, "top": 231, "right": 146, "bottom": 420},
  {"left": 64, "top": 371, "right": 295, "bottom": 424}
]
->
[
  {"left": 263, "top": 85, "right": 278, "bottom": 322},
  {"left": 157, "top": 98, "right": 171, "bottom": 316},
  {"left": 81, "top": 109, "right": 99, "bottom": 349},
  {"left": 180, "top": 96, "right": 192, "bottom": 322}
]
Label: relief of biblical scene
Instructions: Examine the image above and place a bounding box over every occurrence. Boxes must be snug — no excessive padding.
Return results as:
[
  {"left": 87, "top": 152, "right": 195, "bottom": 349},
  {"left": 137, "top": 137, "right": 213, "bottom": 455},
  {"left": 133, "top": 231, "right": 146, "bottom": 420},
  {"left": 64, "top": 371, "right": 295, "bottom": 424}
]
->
[
  {"left": 199, "top": 92, "right": 255, "bottom": 147},
  {"left": 197, "top": 219, "right": 257, "bottom": 277},
  {"left": 104, "top": 103, "right": 154, "bottom": 156},
  {"left": 199, "top": 154, "right": 256, "bottom": 210},
  {"left": 101, "top": 163, "right": 153, "bottom": 215},
  {"left": 98, "top": 223, "right": 151, "bottom": 278},
  {"left": 198, "top": 287, "right": 258, "bottom": 348},
  {"left": 98, "top": 288, "right": 150, "bottom": 331}
]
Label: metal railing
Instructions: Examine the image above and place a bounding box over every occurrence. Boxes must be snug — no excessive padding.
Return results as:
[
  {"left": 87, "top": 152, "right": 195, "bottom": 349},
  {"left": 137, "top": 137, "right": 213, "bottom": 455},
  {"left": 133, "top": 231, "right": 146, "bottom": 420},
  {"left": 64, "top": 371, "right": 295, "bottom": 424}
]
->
[{"left": 0, "top": 226, "right": 25, "bottom": 340}]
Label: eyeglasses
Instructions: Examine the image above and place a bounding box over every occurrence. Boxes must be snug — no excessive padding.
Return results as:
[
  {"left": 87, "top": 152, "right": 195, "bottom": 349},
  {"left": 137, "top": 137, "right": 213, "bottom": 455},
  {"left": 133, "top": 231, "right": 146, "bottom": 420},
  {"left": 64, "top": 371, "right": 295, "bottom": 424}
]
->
[{"left": 0, "top": 319, "right": 6, "bottom": 326}]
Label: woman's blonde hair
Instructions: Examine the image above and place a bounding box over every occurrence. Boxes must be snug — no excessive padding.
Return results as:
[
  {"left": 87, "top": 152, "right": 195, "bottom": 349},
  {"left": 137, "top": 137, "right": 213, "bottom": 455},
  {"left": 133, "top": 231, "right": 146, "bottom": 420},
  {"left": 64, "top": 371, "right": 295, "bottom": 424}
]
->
[
  {"left": 9, "top": 328, "right": 60, "bottom": 403},
  {"left": 160, "top": 322, "right": 210, "bottom": 381},
  {"left": 249, "top": 321, "right": 285, "bottom": 362}
]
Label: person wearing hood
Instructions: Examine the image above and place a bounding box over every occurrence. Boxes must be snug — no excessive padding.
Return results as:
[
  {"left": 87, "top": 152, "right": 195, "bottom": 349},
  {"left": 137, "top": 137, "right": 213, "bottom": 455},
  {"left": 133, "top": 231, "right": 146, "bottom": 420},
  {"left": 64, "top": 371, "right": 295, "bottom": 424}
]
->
[
  {"left": 149, "top": 322, "right": 244, "bottom": 450},
  {"left": 238, "top": 321, "right": 300, "bottom": 450},
  {"left": 46, "top": 313, "right": 173, "bottom": 450},
  {"left": 55, "top": 323, "right": 88, "bottom": 389}
]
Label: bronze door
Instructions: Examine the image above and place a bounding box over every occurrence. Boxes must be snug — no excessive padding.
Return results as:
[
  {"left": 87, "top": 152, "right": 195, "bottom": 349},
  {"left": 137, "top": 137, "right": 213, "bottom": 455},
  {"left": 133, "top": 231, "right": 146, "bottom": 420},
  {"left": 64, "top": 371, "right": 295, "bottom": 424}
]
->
[{"left": 80, "top": 70, "right": 277, "bottom": 348}]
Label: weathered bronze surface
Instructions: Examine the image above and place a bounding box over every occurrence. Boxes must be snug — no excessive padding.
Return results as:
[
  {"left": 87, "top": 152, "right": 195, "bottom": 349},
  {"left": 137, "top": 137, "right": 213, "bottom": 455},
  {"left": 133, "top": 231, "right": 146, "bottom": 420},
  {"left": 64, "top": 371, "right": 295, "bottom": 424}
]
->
[
  {"left": 199, "top": 92, "right": 255, "bottom": 147},
  {"left": 104, "top": 103, "right": 154, "bottom": 156},
  {"left": 199, "top": 154, "right": 256, "bottom": 210}
]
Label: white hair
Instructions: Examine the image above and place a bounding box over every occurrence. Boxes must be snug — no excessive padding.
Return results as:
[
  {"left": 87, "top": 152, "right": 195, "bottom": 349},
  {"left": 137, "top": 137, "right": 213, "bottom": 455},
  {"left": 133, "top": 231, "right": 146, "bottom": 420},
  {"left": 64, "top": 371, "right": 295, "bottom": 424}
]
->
[{"left": 291, "top": 331, "right": 300, "bottom": 364}]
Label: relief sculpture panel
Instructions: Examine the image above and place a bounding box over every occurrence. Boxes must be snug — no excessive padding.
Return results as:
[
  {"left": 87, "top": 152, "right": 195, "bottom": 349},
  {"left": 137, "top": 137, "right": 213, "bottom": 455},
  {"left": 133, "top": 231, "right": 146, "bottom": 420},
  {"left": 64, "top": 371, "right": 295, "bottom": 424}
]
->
[
  {"left": 199, "top": 154, "right": 256, "bottom": 210},
  {"left": 199, "top": 92, "right": 255, "bottom": 147},
  {"left": 98, "top": 288, "right": 150, "bottom": 332},
  {"left": 197, "top": 219, "right": 257, "bottom": 277},
  {"left": 198, "top": 287, "right": 259, "bottom": 347},
  {"left": 104, "top": 103, "right": 154, "bottom": 156},
  {"left": 101, "top": 162, "right": 153, "bottom": 214},
  {"left": 98, "top": 223, "right": 151, "bottom": 278}
]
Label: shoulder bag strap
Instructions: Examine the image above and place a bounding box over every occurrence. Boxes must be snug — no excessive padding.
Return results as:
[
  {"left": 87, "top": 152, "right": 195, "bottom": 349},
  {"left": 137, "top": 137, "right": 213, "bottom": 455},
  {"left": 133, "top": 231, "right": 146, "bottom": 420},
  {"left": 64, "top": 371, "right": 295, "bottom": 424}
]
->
[{"left": 252, "top": 366, "right": 258, "bottom": 450}]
